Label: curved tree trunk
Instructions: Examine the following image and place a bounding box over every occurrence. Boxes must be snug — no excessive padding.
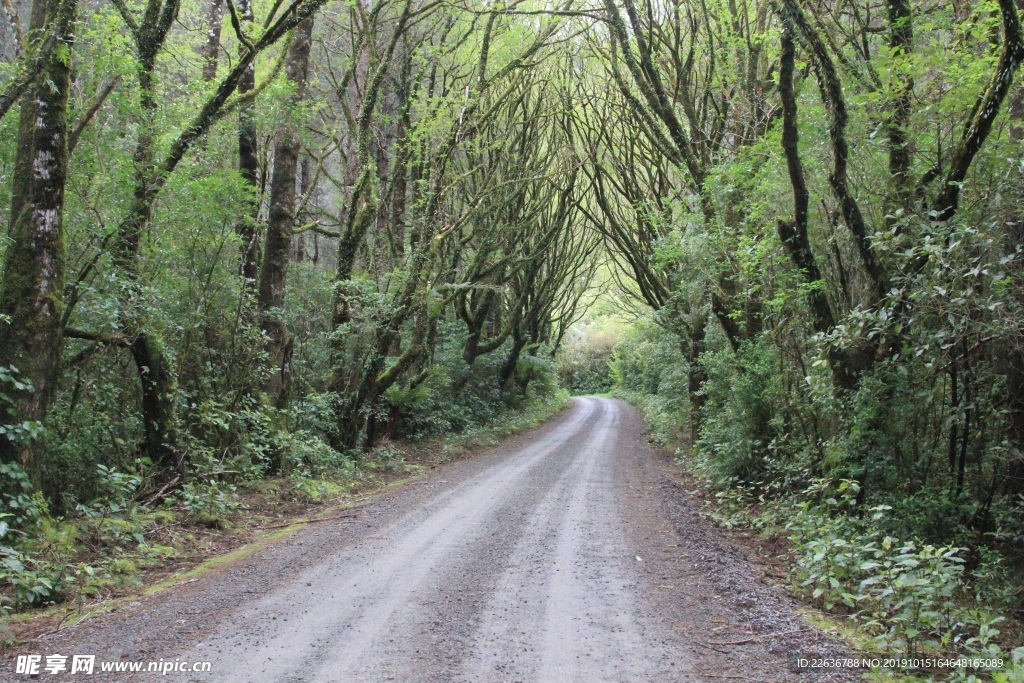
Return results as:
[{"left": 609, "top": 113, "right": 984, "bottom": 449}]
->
[{"left": 113, "top": 1, "right": 185, "bottom": 477}]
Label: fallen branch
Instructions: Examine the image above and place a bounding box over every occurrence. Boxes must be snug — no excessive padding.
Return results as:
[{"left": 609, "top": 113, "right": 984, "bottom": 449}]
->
[
  {"left": 695, "top": 640, "right": 730, "bottom": 654},
  {"left": 264, "top": 512, "right": 360, "bottom": 530},
  {"left": 143, "top": 475, "right": 182, "bottom": 507},
  {"left": 706, "top": 627, "right": 806, "bottom": 646}
]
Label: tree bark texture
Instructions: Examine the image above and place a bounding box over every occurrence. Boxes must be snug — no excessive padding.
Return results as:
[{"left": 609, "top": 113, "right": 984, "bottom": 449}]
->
[
  {"left": 258, "top": 16, "right": 315, "bottom": 408},
  {"left": 0, "top": 0, "right": 76, "bottom": 484}
]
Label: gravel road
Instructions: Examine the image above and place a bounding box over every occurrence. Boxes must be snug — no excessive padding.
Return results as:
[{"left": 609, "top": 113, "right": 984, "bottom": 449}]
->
[{"left": 24, "top": 398, "right": 854, "bottom": 682}]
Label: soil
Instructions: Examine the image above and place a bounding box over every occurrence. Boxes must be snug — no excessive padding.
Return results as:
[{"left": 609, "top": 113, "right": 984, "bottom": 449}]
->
[{"left": 6, "top": 398, "right": 858, "bottom": 682}]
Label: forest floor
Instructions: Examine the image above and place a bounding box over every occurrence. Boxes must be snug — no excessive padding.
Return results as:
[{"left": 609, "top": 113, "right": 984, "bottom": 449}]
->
[{"left": 5, "top": 398, "right": 856, "bottom": 681}]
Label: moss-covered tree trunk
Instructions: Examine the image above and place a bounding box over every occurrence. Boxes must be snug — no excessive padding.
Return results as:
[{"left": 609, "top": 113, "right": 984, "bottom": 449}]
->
[
  {"left": 129, "top": 332, "right": 179, "bottom": 473},
  {"left": 113, "top": 2, "right": 185, "bottom": 476},
  {"left": 235, "top": 0, "right": 260, "bottom": 292},
  {"left": 886, "top": 0, "right": 913, "bottom": 213},
  {"left": 259, "top": 16, "right": 314, "bottom": 408},
  {"left": 0, "top": 0, "right": 76, "bottom": 485}
]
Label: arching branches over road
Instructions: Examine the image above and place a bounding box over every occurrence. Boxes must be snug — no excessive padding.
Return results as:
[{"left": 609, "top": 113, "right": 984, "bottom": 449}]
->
[{"left": 2, "top": 0, "right": 1024, "bottom": 559}]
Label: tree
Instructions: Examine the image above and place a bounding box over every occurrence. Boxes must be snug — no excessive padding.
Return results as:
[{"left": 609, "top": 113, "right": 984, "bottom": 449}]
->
[
  {"left": 0, "top": 0, "right": 77, "bottom": 484},
  {"left": 259, "top": 16, "right": 316, "bottom": 408}
]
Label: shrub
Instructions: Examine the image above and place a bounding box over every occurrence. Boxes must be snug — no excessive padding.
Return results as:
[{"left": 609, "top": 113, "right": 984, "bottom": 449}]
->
[{"left": 788, "top": 480, "right": 968, "bottom": 654}]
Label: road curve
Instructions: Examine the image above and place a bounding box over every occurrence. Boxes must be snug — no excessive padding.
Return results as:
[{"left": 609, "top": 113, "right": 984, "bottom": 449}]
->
[{"left": 182, "top": 397, "right": 692, "bottom": 682}]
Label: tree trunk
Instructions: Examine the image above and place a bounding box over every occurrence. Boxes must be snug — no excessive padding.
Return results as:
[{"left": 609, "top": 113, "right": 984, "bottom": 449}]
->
[
  {"left": 886, "top": 0, "right": 913, "bottom": 213},
  {"left": 236, "top": 0, "right": 260, "bottom": 291},
  {"left": 776, "top": 29, "right": 860, "bottom": 393},
  {"left": 130, "top": 331, "right": 179, "bottom": 472},
  {"left": 294, "top": 157, "right": 312, "bottom": 262},
  {"left": 258, "top": 16, "right": 314, "bottom": 408},
  {"left": 0, "top": 0, "right": 76, "bottom": 485},
  {"left": 500, "top": 332, "right": 527, "bottom": 388},
  {"left": 200, "top": 0, "right": 223, "bottom": 81},
  {"left": 1004, "top": 349, "right": 1024, "bottom": 493},
  {"left": 685, "top": 314, "right": 708, "bottom": 446},
  {"left": 113, "top": 16, "right": 184, "bottom": 477}
]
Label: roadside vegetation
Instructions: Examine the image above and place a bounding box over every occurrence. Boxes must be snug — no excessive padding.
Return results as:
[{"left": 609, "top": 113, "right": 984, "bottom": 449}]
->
[
  {"left": 552, "top": 0, "right": 1024, "bottom": 674},
  {"left": 570, "top": 291, "right": 1024, "bottom": 678},
  {"left": 0, "top": 387, "right": 567, "bottom": 641}
]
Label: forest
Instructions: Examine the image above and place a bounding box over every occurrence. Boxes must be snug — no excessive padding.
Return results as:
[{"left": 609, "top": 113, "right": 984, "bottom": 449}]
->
[{"left": 2, "top": 0, "right": 1024, "bottom": 670}]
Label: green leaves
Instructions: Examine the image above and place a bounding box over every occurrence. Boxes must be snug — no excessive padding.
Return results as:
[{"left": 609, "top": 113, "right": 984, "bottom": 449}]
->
[{"left": 788, "top": 485, "right": 970, "bottom": 655}]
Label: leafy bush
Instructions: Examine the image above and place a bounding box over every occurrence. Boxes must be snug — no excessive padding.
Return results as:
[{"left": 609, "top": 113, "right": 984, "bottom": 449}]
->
[
  {"left": 610, "top": 320, "right": 691, "bottom": 445},
  {"left": 0, "top": 463, "right": 46, "bottom": 531},
  {"left": 0, "top": 365, "right": 44, "bottom": 447},
  {"left": 696, "top": 340, "right": 789, "bottom": 481},
  {"left": 788, "top": 480, "right": 970, "bottom": 654},
  {"left": 364, "top": 443, "right": 407, "bottom": 472},
  {"left": 0, "top": 542, "right": 57, "bottom": 613},
  {"left": 168, "top": 480, "right": 240, "bottom": 528}
]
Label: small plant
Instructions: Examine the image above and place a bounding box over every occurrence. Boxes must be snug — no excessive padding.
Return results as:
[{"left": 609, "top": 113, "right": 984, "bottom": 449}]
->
[
  {"left": 0, "top": 462, "right": 47, "bottom": 531},
  {"left": 365, "top": 443, "right": 406, "bottom": 472},
  {"left": 168, "top": 480, "right": 240, "bottom": 528},
  {"left": 857, "top": 538, "right": 963, "bottom": 652},
  {"left": 0, "top": 538, "right": 55, "bottom": 613}
]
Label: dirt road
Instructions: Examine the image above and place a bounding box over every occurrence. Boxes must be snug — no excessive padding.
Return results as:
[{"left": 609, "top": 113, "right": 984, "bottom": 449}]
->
[{"left": 27, "top": 398, "right": 852, "bottom": 682}]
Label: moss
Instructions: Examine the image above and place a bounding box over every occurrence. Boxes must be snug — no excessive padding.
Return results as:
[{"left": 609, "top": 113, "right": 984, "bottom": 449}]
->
[
  {"left": 140, "top": 525, "right": 305, "bottom": 597},
  {"left": 139, "top": 510, "right": 175, "bottom": 526},
  {"left": 245, "top": 479, "right": 283, "bottom": 496},
  {"left": 292, "top": 479, "right": 347, "bottom": 503},
  {"left": 110, "top": 558, "right": 137, "bottom": 575},
  {"left": 97, "top": 518, "right": 143, "bottom": 535},
  {"left": 145, "top": 544, "right": 176, "bottom": 560}
]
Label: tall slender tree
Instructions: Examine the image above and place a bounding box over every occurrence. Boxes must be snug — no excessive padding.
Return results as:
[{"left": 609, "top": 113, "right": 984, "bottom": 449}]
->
[{"left": 259, "top": 16, "right": 316, "bottom": 408}]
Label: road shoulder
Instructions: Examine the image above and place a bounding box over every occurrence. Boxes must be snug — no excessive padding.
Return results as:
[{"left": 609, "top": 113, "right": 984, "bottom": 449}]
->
[{"left": 611, "top": 399, "right": 859, "bottom": 682}]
